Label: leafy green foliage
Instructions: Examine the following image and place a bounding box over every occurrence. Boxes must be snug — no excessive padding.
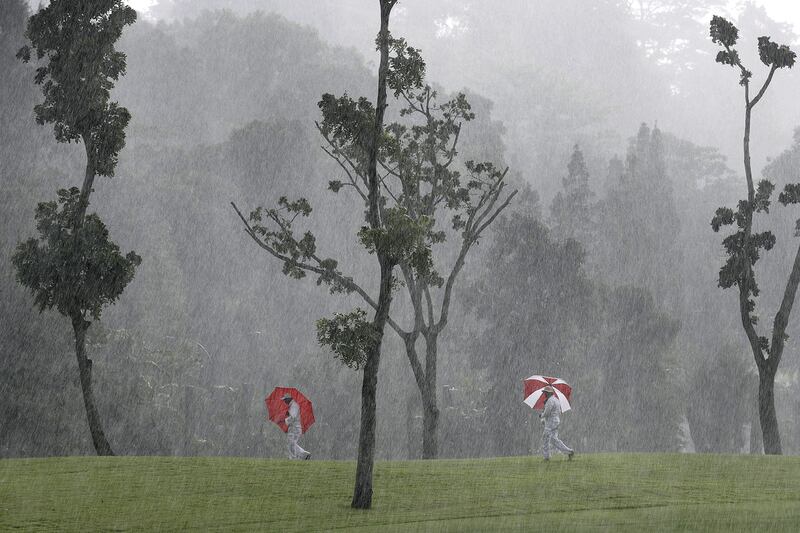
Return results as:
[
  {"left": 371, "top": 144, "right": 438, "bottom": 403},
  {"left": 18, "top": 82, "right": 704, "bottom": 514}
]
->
[
  {"left": 712, "top": 191, "right": 776, "bottom": 304},
  {"left": 710, "top": 15, "right": 794, "bottom": 89},
  {"left": 316, "top": 308, "right": 379, "bottom": 370},
  {"left": 386, "top": 37, "right": 426, "bottom": 97},
  {"left": 248, "top": 197, "right": 327, "bottom": 281},
  {"left": 12, "top": 188, "right": 141, "bottom": 321},
  {"left": 778, "top": 183, "right": 800, "bottom": 205},
  {"left": 710, "top": 16, "right": 750, "bottom": 84},
  {"left": 17, "top": 0, "right": 136, "bottom": 176},
  {"left": 758, "top": 36, "right": 796, "bottom": 69},
  {"left": 710, "top": 207, "right": 735, "bottom": 232},
  {"left": 246, "top": 35, "right": 509, "bottom": 292},
  {"left": 715, "top": 49, "right": 741, "bottom": 68},
  {"left": 709, "top": 15, "right": 739, "bottom": 48},
  {"left": 317, "top": 93, "right": 375, "bottom": 174},
  {"left": 754, "top": 179, "right": 775, "bottom": 212},
  {"left": 239, "top": 25, "right": 512, "bottom": 401},
  {"left": 717, "top": 229, "right": 775, "bottom": 296},
  {"left": 358, "top": 207, "right": 440, "bottom": 285},
  {"left": 709, "top": 15, "right": 797, "bottom": 348}
]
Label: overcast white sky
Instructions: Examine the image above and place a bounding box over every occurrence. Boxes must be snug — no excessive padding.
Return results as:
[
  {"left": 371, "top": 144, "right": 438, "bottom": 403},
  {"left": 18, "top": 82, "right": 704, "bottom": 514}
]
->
[
  {"left": 749, "top": 0, "right": 800, "bottom": 33},
  {"left": 20, "top": 1, "right": 800, "bottom": 34},
  {"left": 122, "top": 0, "right": 800, "bottom": 35}
]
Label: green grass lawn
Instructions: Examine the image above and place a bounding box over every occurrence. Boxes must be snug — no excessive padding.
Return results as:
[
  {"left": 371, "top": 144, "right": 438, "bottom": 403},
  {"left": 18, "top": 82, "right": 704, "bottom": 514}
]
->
[{"left": 1, "top": 453, "right": 799, "bottom": 531}]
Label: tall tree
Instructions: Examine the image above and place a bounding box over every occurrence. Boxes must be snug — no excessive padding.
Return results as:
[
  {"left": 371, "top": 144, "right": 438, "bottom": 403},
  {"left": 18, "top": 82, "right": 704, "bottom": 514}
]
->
[
  {"left": 550, "top": 144, "right": 594, "bottom": 243},
  {"left": 13, "top": 0, "right": 140, "bottom": 456},
  {"left": 233, "top": 0, "right": 408, "bottom": 509},
  {"left": 369, "top": 62, "right": 514, "bottom": 460},
  {"left": 598, "top": 123, "right": 681, "bottom": 310},
  {"left": 708, "top": 15, "right": 796, "bottom": 454},
  {"left": 235, "top": 8, "right": 512, "bottom": 479}
]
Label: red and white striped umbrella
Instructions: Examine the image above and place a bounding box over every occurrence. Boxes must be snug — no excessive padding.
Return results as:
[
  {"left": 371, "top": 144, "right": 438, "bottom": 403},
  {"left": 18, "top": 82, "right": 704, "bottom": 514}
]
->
[{"left": 523, "top": 375, "right": 572, "bottom": 412}]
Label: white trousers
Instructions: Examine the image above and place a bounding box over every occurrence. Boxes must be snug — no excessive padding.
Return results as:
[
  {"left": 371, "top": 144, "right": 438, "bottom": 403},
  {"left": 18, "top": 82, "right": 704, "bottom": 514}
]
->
[
  {"left": 287, "top": 430, "right": 310, "bottom": 459},
  {"left": 542, "top": 427, "right": 572, "bottom": 459}
]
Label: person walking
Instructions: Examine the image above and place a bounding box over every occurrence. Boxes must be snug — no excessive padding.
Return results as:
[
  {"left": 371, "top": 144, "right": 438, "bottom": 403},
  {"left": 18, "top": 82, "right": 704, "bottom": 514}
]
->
[
  {"left": 283, "top": 393, "right": 311, "bottom": 460},
  {"left": 539, "top": 386, "right": 574, "bottom": 461}
]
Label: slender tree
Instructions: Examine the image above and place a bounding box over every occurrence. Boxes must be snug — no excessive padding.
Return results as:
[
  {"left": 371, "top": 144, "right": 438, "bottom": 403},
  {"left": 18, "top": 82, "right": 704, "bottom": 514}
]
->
[
  {"left": 13, "top": 0, "right": 139, "bottom": 456},
  {"left": 550, "top": 144, "right": 594, "bottom": 243},
  {"left": 233, "top": 0, "right": 408, "bottom": 508},
  {"left": 236, "top": 23, "right": 513, "bottom": 464},
  {"left": 380, "top": 90, "right": 515, "bottom": 458},
  {"left": 599, "top": 123, "right": 681, "bottom": 309},
  {"left": 708, "top": 15, "right": 796, "bottom": 454}
]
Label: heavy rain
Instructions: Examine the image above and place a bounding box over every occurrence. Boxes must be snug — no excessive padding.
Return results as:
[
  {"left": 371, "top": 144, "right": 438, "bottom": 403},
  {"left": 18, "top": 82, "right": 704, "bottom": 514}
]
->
[{"left": 2, "top": 0, "right": 800, "bottom": 530}]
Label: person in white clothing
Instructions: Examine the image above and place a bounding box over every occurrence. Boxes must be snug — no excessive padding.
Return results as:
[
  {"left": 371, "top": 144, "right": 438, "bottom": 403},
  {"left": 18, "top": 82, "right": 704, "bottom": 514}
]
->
[
  {"left": 283, "top": 394, "right": 311, "bottom": 460},
  {"left": 539, "top": 386, "right": 574, "bottom": 461}
]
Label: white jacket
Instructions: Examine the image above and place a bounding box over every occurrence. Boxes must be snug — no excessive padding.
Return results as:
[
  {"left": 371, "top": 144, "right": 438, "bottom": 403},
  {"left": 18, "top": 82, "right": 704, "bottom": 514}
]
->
[
  {"left": 541, "top": 395, "right": 561, "bottom": 431},
  {"left": 286, "top": 400, "right": 302, "bottom": 435}
]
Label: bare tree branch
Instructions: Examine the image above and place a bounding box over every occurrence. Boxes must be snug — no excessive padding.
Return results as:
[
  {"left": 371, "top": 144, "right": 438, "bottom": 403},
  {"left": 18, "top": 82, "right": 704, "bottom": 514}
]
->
[
  {"left": 320, "top": 145, "right": 368, "bottom": 202},
  {"left": 231, "top": 201, "right": 407, "bottom": 336},
  {"left": 470, "top": 168, "right": 509, "bottom": 232},
  {"left": 476, "top": 189, "right": 518, "bottom": 238},
  {"left": 442, "top": 123, "right": 461, "bottom": 169},
  {"left": 423, "top": 283, "right": 435, "bottom": 332},
  {"left": 316, "top": 121, "right": 369, "bottom": 189},
  {"left": 434, "top": 239, "right": 471, "bottom": 334},
  {"left": 377, "top": 157, "right": 403, "bottom": 181},
  {"left": 403, "top": 334, "right": 427, "bottom": 392},
  {"left": 399, "top": 262, "right": 427, "bottom": 334},
  {"left": 769, "top": 241, "right": 800, "bottom": 372},
  {"left": 379, "top": 170, "right": 401, "bottom": 204},
  {"left": 750, "top": 64, "right": 778, "bottom": 108},
  {"left": 434, "top": 185, "right": 517, "bottom": 333}
]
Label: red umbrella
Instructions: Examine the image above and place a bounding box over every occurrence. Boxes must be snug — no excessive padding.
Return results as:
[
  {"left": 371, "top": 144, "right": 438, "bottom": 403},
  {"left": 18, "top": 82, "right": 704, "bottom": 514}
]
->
[
  {"left": 523, "top": 375, "right": 572, "bottom": 412},
  {"left": 265, "top": 387, "right": 315, "bottom": 433}
]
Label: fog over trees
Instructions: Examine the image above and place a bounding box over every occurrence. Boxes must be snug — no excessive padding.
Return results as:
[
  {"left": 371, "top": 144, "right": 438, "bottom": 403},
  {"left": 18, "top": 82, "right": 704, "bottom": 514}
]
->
[{"left": 4, "top": 0, "right": 800, "bottom": 476}]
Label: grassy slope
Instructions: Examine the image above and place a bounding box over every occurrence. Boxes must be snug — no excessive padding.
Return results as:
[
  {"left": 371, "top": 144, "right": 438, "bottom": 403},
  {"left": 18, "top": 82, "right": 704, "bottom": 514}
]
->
[{"left": 1, "top": 454, "right": 800, "bottom": 531}]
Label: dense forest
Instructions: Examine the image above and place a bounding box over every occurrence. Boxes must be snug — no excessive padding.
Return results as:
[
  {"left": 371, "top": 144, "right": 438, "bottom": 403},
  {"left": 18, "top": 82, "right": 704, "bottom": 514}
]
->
[{"left": 2, "top": 0, "right": 800, "bottom": 465}]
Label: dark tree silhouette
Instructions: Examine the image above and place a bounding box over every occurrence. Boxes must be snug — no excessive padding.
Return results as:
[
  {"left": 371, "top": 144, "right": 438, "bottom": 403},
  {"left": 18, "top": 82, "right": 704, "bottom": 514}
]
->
[
  {"left": 708, "top": 15, "right": 796, "bottom": 454},
  {"left": 233, "top": 0, "right": 405, "bottom": 509},
  {"left": 550, "top": 144, "right": 594, "bottom": 243},
  {"left": 13, "top": 0, "right": 140, "bottom": 456}
]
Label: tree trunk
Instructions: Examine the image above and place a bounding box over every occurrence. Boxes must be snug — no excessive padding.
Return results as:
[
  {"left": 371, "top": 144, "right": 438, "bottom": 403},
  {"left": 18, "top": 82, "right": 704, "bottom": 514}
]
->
[
  {"left": 351, "top": 0, "right": 395, "bottom": 509},
  {"left": 77, "top": 137, "right": 96, "bottom": 222},
  {"left": 352, "top": 258, "right": 393, "bottom": 509},
  {"left": 421, "top": 392, "right": 439, "bottom": 459},
  {"left": 738, "top": 91, "right": 787, "bottom": 454},
  {"left": 71, "top": 313, "right": 114, "bottom": 456},
  {"left": 758, "top": 368, "right": 782, "bottom": 454},
  {"left": 749, "top": 407, "right": 763, "bottom": 454},
  {"left": 70, "top": 138, "right": 114, "bottom": 456},
  {"left": 421, "top": 335, "right": 439, "bottom": 459}
]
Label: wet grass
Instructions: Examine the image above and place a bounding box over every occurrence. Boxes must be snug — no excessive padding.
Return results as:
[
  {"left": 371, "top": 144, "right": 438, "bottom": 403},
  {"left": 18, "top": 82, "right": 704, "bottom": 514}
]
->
[{"left": 1, "top": 453, "right": 799, "bottom": 531}]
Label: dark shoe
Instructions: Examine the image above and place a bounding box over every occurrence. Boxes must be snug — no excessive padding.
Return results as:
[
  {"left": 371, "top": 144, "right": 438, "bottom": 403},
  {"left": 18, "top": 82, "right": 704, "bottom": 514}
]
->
[
  {"left": 305, "top": 453, "right": 311, "bottom": 460},
  {"left": 568, "top": 450, "right": 575, "bottom": 460}
]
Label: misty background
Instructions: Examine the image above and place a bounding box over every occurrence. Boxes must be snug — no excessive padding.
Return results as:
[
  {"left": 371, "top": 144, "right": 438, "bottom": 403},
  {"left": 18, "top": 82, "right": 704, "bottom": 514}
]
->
[{"left": 3, "top": 0, "right": 800, "bottom": 459}]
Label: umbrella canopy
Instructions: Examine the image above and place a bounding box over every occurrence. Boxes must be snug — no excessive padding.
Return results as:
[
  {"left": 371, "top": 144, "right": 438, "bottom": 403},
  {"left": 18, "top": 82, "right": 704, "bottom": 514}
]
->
[
  {"left": 523, "top": 375, "right": 572, "bottom": 412},
  {"left": 265, "top": 387, "right": 315, "bottom": 433}
]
